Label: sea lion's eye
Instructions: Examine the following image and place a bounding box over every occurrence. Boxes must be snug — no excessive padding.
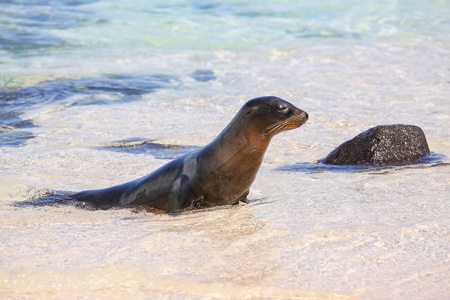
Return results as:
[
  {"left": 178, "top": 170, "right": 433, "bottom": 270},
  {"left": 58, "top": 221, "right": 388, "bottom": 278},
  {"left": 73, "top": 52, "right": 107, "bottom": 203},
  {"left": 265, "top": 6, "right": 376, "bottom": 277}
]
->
[
  {"left": 246, "top": 108, "right": 255, "bottom": 115},
  {"left": 277, "top": 103, "right": 288, "bottom": 113}
]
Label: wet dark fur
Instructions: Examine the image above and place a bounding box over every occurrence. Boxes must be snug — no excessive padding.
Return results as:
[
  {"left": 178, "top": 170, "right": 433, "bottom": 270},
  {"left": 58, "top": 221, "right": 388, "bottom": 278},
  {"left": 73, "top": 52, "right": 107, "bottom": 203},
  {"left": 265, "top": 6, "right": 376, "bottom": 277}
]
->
[{"left": 71, "top": 96, "right": 308, "bottom": 213}]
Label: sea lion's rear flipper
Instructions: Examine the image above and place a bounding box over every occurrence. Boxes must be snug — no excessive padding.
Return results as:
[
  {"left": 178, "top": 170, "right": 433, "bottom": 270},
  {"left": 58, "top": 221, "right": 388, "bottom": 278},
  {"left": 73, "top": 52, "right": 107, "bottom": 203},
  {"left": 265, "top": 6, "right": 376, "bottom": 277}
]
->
[{"left": 71, "top": 186, "right": 123, "bottom": 210}]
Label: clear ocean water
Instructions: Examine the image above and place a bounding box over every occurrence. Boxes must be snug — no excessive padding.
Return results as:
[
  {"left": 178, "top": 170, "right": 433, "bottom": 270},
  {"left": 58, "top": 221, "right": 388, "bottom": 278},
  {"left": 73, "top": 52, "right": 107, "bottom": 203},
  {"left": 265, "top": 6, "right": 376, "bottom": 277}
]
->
[{"left": 1, "top": 0, "right": 449, "bottom": 299}]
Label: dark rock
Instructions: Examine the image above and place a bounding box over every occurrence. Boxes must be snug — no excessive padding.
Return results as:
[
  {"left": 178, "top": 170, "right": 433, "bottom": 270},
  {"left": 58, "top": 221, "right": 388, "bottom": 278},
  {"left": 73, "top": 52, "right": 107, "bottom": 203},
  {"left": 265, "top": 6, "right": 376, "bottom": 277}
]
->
[{"left": 321, "top": 124, "right": 430, "bottom": 165}]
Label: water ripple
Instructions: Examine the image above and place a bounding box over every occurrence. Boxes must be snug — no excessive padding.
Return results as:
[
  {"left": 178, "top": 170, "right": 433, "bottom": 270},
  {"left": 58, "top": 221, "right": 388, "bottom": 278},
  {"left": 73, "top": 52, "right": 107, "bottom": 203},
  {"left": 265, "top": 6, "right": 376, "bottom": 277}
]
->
[{"left": 278, "top": 153, "right": 448, "bottom": 174}]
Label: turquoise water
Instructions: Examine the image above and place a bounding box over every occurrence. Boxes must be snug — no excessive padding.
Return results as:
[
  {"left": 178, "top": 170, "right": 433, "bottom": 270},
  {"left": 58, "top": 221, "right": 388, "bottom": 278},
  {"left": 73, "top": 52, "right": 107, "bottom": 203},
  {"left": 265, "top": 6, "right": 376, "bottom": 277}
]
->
[
  {"left": 2, "top": 0, "right": 450, "bottom": 55},
  {"left": 2, "top": 0, "right": 450, "bottom": 79},
  {"left": 1, "top": 1, "right": 449, "bottom": 299}
]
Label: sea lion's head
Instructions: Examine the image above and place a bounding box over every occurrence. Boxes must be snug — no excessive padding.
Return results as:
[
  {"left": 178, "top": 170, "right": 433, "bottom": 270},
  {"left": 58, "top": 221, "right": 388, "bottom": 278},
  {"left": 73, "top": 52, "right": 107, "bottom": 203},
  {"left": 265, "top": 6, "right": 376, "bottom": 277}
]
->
[{"left": 242, "top": 96, "right": 308, "bottom": 139}]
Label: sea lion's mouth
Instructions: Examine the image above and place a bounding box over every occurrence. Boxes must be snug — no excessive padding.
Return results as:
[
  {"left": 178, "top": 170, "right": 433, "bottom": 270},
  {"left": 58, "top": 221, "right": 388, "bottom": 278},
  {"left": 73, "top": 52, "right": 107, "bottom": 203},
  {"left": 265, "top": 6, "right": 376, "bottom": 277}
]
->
[{"left": 263, "top": 112, "right": 308, "bottom": 136}]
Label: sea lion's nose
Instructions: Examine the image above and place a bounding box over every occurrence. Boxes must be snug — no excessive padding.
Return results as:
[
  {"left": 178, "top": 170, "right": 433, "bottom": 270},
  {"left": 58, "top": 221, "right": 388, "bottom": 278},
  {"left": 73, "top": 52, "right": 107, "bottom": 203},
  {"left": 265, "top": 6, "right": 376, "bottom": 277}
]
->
[{"left": 301, "top": 111, "right": 308, "bottom": 120}]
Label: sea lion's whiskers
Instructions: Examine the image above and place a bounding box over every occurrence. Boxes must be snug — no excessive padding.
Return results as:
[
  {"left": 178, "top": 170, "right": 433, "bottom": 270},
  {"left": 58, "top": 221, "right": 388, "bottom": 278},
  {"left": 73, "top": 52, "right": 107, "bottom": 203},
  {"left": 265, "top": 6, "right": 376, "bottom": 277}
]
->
[
  {"left": 273, "top": 122, "right": 288, "bottom": 133},
  {"left": 264, "top": 122, "right": 285, "bottom": 135},
  {"left": 266, "top": 120, "right": 287, "bottom": 131},
  {"left": 264, "top": 122, "right": 279, "bottom": 132},
  {"left": 265, "top": 114, "right": 307, "bottom": 136},
  {"left": 264, "top": 118, "right": 295, "bottom": 135},
  {"left": 269, "top": 123, "right": 284, "bottom": 134}
]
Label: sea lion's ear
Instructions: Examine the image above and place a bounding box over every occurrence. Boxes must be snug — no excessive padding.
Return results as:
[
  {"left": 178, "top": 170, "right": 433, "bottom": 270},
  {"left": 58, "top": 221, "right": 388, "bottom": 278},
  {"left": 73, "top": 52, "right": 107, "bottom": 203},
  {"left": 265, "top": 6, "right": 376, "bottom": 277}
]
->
[{"left": 246, "top": 108, "right": 256, "bottom": 115}]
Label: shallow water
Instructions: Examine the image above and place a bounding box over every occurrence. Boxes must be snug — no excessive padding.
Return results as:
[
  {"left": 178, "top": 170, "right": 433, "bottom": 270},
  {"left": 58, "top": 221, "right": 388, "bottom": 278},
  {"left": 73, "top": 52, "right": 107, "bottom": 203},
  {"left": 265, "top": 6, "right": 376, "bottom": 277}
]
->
[{"left": 1, "top": 1, "right": 449, "bottom": 299}]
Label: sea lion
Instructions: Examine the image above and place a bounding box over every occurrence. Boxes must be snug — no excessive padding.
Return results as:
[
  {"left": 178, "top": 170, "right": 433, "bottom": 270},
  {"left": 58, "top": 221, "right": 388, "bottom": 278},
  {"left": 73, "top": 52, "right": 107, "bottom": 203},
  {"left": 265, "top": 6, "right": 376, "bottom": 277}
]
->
[{"left": 70, "top": 96, "right": 308, "bottom": 213}]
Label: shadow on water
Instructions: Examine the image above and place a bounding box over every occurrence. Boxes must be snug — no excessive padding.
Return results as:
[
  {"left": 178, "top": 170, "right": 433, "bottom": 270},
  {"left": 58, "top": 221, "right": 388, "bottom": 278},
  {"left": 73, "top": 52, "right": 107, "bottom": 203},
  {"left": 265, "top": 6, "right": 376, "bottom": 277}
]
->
[
  {"left": 0, "top": 111, "right": 36, "bottom": 147},
  {"left": 0, "top": 69, "right": 214, "bottom": 147},
  {"left": 278, "top": 153, "right": 448, "bottom": 174},
  {"left": 190, "top": 70, "right": 217, "bottom": 82},
  {"left": 0, "top": 74, "right": 178, "bottom": 105},
  {"left": 100, "top": 138, "right": 200, "bottom": 160},
  {"left": 0, "top": 129, "right": 35, "bottom": 147},
  {"left": 0, "top": 73, "right": 180, "bottom": 147}
]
